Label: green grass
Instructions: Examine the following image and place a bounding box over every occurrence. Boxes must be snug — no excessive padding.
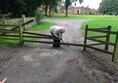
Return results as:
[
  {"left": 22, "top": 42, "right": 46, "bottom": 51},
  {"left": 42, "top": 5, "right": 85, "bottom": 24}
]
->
[
  {"left": 0, "top": 40, "right": 20, "bottom": 47},
  {"left": 81, "top": 17, "right": 118, "bottom": 43},
  {"left": 52, "top": 14, "right": 115, "bottom": 19},
  {"left": 30, "top": 21, "right": 53, "bottom": 31}
]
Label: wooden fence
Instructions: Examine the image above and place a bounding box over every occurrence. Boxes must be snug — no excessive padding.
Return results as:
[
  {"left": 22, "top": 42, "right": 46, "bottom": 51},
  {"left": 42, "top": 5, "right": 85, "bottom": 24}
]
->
[
  {"left": 84, "top": 25, "right": 118, "bottom": 62},
  {"left": 0, "top": 19, "right": 83, "bottom": 47},
  {"left": 0, "top": 21, "right": 118, "bottom": 62},
  {"left": 0, "top": 19, "right": 34, "bottom": 43}
]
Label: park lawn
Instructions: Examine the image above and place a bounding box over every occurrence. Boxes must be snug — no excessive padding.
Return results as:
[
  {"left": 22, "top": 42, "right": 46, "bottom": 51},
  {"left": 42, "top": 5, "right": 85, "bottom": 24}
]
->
[
  {"left": 53, "top": 14, "right": 115, "bottom": 19},
  {"left": 82, "top": 17, "right": 118, "bottom": 43},
  {"left": 0, "top": 21, "right": 53, "bottom": 47},
  {"left": 30, "top": 21, "right": 53, "bottom": 31}
]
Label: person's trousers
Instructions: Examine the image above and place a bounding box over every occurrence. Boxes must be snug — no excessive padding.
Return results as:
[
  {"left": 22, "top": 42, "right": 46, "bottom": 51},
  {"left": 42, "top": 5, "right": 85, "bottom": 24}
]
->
[
  {"left": 53, "top": 39, "right": 60, "bottom": 47},
  {"left": 51, "top": 33, "right": 61, "bottom": 47}
]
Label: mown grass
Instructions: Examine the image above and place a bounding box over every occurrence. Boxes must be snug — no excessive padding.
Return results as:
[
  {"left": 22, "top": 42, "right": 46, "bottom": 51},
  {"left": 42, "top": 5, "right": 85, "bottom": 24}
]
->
[
  {"left": 0, "top": 40, "right": 20, "bottom": 47},
  {"left": 81, "top": 17, "right": 118, "bottom": 43},
  {"left": 30, "top": 21, "right": 53, "bottom": 31},
  {"left": 0, "top": 21, "right": 53, "bottom": 47},
  {"left": 52, "top": 14, "right": 115, "bottom": 19}
]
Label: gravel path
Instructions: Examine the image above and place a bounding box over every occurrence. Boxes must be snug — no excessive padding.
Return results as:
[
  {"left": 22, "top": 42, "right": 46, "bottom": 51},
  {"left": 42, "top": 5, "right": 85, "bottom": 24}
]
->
[{"left": 0, "top": 18, "right": 118, "bottom": 83}]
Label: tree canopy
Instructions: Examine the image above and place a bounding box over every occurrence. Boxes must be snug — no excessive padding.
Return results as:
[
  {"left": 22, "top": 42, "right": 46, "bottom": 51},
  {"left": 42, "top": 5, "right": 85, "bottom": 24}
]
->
[
  {"left": 99, "top": 0, "right": 118, "bottom": 15},
  {"left": 0, "top": 0, "right": 42, "bottom": 17},
  {"left": 0, "top": 0, "right": 83, "bottom": 17}
]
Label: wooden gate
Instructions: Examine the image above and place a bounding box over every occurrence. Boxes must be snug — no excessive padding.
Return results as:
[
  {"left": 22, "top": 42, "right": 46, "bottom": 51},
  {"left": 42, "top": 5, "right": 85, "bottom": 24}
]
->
[
  {"left": 83, "top": 25, "right": 118, "bottom": 62},
  {"left": 22, "top": 31, "right": 83, "bottom": 47}
]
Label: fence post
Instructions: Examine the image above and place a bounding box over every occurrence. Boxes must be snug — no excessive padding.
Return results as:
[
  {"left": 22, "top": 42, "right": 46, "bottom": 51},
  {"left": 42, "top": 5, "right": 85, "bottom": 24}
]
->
[
  {"left": 22, "top": 14, "right": 26, "bottom": 30},
  {"left": 83, "top": 25, "right": 88, "bottom": 51},
  {"left": 112, "top": 31, "right": 118, "bottom": 62},
  {"left": 105, "top": 26, "right": 111, "bottom": 50},
  {"left": 19, "top": 22, "right": 24, "bottom": 45}
]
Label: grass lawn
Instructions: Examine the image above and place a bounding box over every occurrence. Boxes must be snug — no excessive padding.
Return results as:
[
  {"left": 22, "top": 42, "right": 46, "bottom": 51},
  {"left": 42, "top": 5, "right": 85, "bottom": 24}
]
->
[
  {"left": 30, "top": 21, "right": 53, "bottom": 31},
  {"left": 52, "top": 14, "right": 115, "bottom": 19},
  {"left": 81, "top": 17, "right": 118, "bottom": 43}
]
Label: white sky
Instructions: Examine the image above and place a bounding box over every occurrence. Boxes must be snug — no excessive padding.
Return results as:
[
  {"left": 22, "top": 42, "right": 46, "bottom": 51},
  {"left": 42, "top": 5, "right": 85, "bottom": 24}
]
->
[{"left": 80, "top": 0, "right": 102, "bottom": 9}]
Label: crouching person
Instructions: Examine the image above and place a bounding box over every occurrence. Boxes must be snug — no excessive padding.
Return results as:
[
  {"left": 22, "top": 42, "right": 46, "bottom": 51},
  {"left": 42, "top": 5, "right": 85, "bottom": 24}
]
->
[{"left": 50, "top": 26, "right": 66, "bottom": 47}]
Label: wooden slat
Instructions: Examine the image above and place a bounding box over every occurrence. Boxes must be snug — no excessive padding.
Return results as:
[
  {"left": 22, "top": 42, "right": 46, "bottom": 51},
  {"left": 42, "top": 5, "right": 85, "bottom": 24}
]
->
[
  {"left": 86, "top": 45, "right": 113, "bottom": 55},
  {"left": 87, "top": 43, "right": 105, "bottom": 46},
  {"left": 88, "top": 35, "right": 107, "bottom": 38},
  {"left": 23, "top": 31, "right": 52, "bottom": 37},
  {"left": 11, "top": 26, "right": 19, "bottom": 31},
  {"left": 88, "top": 27, "right": 109, "bottom": 30},
  {"left": 0, "top": 29, "right": 18, "bottom": 32},
  {"left": 22, "top": 19, "right": 34, "bottom": 26},
  {"left": 87, "top": 37, "right": 115, "bottom": 46},
  {"left": 0, "top": 37, "right": 19, "bottom": 40},
  {"left": 0, "top": 24, "right": 18, "bottom": 27},
  {"left": 1, "top": 35, "right": 20, "bottom": 37},
  {"left": 23, "top": 35, "right": 55, "bottom": 39},
  {"left": 112, "top": 31, "right": 118, "bottom": 62},
  {"left": 24, "top": 40, "right": 84, "bottom": 47},
  {"left": 105, "top": 26, "right": 111, "bottom": 50},
  {"left": 0, "top": 30, "right": 19, "bottom": 33},
  {"left": 1, "top": 35, "right": 19, "bottom": 37},
  {"left": 83, "top": 25, "right": 88, "bottom": 51},
  {"left": 88, "top": 28, "right": 117, "bottom": 35},
  {"left": 0, "top": 26, "right": 19, "bottom": 36}
]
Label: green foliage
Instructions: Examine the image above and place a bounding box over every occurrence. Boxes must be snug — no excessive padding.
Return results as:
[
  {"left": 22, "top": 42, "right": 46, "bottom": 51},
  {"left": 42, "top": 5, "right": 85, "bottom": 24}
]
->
[
  {"left": 0, "top": 0, "right": 42, "bottom": 17},
  {"left": 99, "top": 0, "right": 118, "bottom": 15},
  {"left": 35, "top": 9, "right": 44, "bottom": 24}
]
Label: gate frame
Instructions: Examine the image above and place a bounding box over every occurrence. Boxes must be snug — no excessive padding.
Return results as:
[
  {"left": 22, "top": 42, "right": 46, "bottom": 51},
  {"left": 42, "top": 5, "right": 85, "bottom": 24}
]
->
[{"left": 84, "top": 25, "right": 118, "bottom": 62}]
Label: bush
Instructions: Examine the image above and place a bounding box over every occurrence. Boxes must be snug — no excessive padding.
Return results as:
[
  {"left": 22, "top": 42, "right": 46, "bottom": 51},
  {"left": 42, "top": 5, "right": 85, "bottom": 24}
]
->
[{"left": 35, "top": 8, "right": 44, "bottom": 24}]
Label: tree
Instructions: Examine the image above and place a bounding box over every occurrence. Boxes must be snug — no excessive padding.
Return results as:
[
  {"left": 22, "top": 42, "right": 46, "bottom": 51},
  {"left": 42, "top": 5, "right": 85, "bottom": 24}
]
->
[
  {"left": 41, "top": 0, "right": 49, "bottom": 16},
  {"left": 99, "top": 0, "right": 118, "bottom": 15},
  {"left": 41, "top": 0, "right": 59, "bottom": 16},
  {"left": 0, "top": 0, "right": 42, "bottom": 17},
  {"left": 48, "top": 0, "right": 58, "bottom": 17},
  {"left": 65, "top": 0, "right": 83, "bottom": 17}
]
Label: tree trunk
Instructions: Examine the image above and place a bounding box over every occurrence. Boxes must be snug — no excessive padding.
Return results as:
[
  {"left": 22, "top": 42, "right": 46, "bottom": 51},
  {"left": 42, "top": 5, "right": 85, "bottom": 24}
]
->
[
  {"left": 65, "top": 0, "right": 69, "bottom": 17},
  {"left": 49, "top": 5, "right": 52, "bottom": 17},
  {"left": 45, "top": 4, "right": 48, "bottom": 16}
]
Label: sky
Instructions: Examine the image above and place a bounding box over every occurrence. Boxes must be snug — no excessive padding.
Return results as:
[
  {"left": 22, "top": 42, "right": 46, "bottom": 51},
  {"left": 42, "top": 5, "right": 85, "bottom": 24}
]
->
[{"left": 80, "top": 0, "right": 102, "bottom": 9}]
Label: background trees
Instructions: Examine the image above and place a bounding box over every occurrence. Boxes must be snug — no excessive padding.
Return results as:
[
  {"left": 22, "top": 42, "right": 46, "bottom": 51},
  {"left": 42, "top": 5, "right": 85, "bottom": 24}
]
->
[
  {"left": 0, "top": 0, "right": 84, "bottom": 17},
  {"left": 99, "top": 0, "right": 118, "bottom": 15},
  {"left": 65, "top": 0, "right": 83, "bottom": 17},
  {"left": 41, "top": 0, "right": 58, "bottom": 17},
  {"left": 0, "top": 0, "right": 42, "bottom": 17}
]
